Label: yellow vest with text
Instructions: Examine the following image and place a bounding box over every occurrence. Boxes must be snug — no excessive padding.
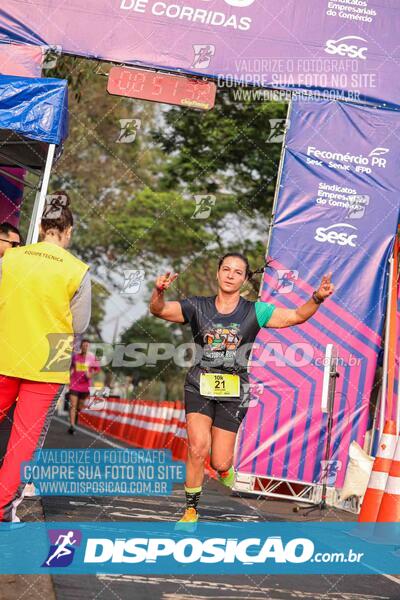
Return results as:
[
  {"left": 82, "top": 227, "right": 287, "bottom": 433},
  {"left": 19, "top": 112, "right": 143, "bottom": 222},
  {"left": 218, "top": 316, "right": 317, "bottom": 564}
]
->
[{"left": 0, "top": 241, "right": 89, "bottom": 383}]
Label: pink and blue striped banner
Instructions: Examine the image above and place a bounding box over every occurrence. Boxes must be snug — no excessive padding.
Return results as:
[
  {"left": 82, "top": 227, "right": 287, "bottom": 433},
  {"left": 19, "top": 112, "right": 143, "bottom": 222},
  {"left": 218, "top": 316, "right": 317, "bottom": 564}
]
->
[
  {"left": 391, "top": 276, "right": 400, "bottom": 422},
  {"left": 0, "top": 168, "right": 26, "bottom": 226},
  {"left": 236, "top": 99, "right": 400, "bottom": 488}
]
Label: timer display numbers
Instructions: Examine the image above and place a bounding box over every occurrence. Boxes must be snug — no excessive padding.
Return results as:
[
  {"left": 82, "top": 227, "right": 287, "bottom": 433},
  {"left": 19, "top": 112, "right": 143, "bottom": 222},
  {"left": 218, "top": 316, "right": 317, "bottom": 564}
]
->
[{"left": 107, "top": 67, "right": 216, "bottom": 111}]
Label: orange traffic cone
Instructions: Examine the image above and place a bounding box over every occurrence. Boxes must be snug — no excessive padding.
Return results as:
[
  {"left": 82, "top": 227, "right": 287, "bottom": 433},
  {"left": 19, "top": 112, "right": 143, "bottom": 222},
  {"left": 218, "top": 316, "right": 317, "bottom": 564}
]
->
[
  {"left": 376, "top": 434, "right": 400, "bottom": 522},
  {"left": 358, "top": 420, "right": 397, "bottom": 522}
]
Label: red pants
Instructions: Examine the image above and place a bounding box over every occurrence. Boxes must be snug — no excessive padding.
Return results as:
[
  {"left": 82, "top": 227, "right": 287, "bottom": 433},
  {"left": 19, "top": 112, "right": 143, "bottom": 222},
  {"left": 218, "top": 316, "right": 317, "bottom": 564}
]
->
[{"left": 0, "top": 375, "right": 62, "bottom": 521}]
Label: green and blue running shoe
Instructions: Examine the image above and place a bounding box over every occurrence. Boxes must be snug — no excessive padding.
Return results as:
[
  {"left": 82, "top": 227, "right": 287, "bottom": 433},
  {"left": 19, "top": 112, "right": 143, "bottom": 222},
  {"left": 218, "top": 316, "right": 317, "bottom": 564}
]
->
[{"left": 218, "top": 466, "right": 235, "bottom": 489}]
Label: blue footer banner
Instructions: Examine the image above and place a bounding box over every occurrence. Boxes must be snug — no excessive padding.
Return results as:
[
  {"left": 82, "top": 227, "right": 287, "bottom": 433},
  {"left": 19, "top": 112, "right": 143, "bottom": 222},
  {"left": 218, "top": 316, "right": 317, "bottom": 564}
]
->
[{"left": 0, "top": 522, "right": 398, "bottom": 574}]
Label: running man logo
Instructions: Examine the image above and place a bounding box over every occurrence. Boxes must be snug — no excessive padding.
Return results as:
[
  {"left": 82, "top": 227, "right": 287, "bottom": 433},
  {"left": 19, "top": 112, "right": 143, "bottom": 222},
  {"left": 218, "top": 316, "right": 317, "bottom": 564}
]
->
[
  {"left": 116, "top": 118, "right": 141, "bottom": 143},
  {"left": 346, "top": 195, "right": 369, "bottom": 220},
  {"left": 43, "top": 193, "right": 68, "bottom": 220},
  {"left": 121, "top": 269, "right": 145, "bottom": 294},
  {"left": 192, "top": 195, "right": 216, "bottom": 219},
  {"left": 42, "top": 45, "right": 62, "bottom": 70},
  {"left": 239, "top": 383, "right": 264, "bottom": 408},
  {"left": 42, "top": 529, "right": 82, "bottom": 568},
  {"left": 266, "top": 119, "right": 289, "bottom": 144},
  {"left": 271, "top": 269, "right": 298, "bottom": 295},
  {"left": 87, "top": 387, "right": 110, "bottom": 411},
  {"left": 192, "top": 45, "right": 215, "bottom": 69},
  {"left": 320, "top": 460, "right": 342, "bottom": 486},
  {"left": 41, "top": 334, "right": 74, "bottom": 372}
]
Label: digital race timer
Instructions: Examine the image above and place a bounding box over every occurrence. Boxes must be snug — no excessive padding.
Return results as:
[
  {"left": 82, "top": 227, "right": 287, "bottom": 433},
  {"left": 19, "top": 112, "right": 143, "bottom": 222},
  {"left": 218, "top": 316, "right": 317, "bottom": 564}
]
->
[{"left": 107, "top": 66, "right": 216, "bottom": 111}]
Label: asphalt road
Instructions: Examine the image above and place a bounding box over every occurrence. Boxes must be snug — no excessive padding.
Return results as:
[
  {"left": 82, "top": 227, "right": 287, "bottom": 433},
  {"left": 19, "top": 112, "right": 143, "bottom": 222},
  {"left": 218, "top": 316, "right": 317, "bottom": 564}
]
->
[{"left": 3, "top": 416, "right": 399, "bottom": 600}]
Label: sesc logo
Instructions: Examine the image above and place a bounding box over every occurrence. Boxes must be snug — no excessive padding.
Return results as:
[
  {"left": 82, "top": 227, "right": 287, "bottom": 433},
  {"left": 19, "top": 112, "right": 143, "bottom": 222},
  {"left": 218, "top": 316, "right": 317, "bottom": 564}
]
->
[
  {"left": 324, "top": 36, "right": 368, "bottom": 60},
  {"left": 314, "top": 223, "right": 358, "bottom": 247}
]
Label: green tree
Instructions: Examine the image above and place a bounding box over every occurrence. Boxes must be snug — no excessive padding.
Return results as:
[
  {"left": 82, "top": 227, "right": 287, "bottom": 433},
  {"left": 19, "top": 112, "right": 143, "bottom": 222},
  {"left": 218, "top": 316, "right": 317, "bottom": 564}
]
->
[
  {"left": 118, "top": 315, "right": 185, "bottom": 399},
  {"left": 152, "top": 86, "right": 287, "bottom": 215},
  {"left": 89, "top": 280, "right": 110, "bottom": 338},
  {"left": 47, "top": 55, "right": 162, "bottom": 270},
  {"left": 34, "top": 56, "right": 287, "bottom": 340}
]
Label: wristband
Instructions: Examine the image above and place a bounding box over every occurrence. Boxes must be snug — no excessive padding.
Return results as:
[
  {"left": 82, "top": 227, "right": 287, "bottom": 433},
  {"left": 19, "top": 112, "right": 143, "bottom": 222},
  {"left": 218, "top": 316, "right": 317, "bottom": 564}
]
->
[{"left": 312, "top": 291, "right": 324, "bottom": 305}]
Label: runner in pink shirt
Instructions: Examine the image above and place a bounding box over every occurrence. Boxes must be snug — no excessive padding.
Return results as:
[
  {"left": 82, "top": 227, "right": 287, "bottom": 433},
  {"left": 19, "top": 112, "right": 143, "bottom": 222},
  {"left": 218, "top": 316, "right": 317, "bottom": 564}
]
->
[{"left": 68, "top": 339, "right": 100, "bottom": 434}]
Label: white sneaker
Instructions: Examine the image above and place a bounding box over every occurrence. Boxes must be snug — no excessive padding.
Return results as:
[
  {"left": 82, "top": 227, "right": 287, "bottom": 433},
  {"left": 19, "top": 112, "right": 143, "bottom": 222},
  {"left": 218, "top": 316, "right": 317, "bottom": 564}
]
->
[{"left": 23, "top": 483, "right": 38, "bottom": 498}]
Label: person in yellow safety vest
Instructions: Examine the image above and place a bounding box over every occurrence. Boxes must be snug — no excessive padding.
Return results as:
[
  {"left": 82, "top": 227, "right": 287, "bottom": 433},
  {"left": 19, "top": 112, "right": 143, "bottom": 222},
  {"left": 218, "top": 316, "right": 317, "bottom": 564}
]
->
[
  {"left": 0, "top": 197, "right": 91, "bottom": 522},
  {"left": 0, "top": 223, "right": 22, "bottom": 469}
]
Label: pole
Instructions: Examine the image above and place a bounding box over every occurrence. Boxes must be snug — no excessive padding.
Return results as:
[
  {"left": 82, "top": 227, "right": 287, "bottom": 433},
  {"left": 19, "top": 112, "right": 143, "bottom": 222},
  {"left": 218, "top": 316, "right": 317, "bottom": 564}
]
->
[
  {"left": 26, "top": 144, "right": 56, "bottom": 244},
  {"left": 396, "top": 359, "right": 400, "bottom": 435},
  {"left": 386, "top": 236, "right": 399, "bottom": 419},
  {"left": 262, "top": 100, "right": 293, "bottom": 288},
  {"left": 293, "top": 344, "right": 339, "bottom": 515},
  {"left": 256, "top": 100, "right": 292, "bottom": 300},
  {"left": 380, "top": 253, "right": 395, "bottom": 435},
  {"left": 112, "top": 316, "right": 120, "bottom": 345}
]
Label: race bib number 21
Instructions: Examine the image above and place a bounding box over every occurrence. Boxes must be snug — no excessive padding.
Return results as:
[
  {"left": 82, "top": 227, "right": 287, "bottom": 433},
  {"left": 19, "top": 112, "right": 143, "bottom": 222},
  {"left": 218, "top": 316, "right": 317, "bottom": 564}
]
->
[{"left": 200, "top": 373, "right": 240, "bottom": 398}]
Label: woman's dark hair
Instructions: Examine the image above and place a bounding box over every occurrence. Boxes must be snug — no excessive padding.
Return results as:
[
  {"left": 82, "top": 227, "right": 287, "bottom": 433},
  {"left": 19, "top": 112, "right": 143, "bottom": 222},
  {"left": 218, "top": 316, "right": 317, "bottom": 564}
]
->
[
  {"left": 0, "top": 222, "right": 21, "bottom": 237},
  {"left": 218, "top": 253, "right": 267, "bottom": 282},
  {"left": 41, "top": 191, "right": 73, "bottom": 234}
]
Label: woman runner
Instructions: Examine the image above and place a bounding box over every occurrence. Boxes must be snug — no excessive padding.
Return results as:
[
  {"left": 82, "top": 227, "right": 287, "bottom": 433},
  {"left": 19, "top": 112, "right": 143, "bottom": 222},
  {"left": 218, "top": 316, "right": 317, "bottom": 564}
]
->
[
  {"left": 68, "top": 338, "right": 100, "bottom": 435},
  {"left": 150, "top": 253, "right": 335, "bottom": 528}
]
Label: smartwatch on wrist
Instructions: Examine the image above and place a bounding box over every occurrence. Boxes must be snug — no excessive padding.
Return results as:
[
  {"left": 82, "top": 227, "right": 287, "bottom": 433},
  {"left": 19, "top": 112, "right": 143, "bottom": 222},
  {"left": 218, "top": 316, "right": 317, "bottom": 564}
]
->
[{"left": 312, "top": 291, "right": 324, "bottom": 305}]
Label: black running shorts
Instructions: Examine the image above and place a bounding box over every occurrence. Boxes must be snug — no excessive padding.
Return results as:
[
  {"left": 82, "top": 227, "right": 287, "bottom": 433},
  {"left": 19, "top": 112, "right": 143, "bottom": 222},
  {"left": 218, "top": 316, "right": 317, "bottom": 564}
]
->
[
  {"left": 184, "top": 389, "right": 248, "bottom": 433},
  {"left": 69, "top": 390, "right": 90, "bottom": 402}
]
